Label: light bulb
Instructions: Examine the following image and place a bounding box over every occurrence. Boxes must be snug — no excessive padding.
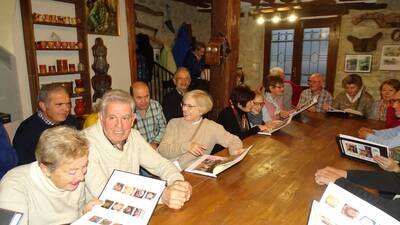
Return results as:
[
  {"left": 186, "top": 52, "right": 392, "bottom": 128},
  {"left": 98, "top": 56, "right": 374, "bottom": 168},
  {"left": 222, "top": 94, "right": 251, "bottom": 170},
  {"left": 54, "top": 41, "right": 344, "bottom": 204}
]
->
[
  {"left": 271, "top": 15, "right": 281, "bottom": 24},
  {"left": 287, "top": 13, "right": 298, "bottom": 23},
  {"left": 256, "top": 15, "right": 266, "bottom": 25}
]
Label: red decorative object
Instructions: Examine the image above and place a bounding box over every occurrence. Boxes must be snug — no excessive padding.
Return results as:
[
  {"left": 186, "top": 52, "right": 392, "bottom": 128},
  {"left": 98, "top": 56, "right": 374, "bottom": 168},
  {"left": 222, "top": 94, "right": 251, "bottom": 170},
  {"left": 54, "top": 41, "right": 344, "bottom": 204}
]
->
[
  {"left": 56, "top": 59, "right": 62, "bottom": 72},
  {"left": 69, "top": 64, "right": 76, "bottom": 72},
  {"left": 39, "top": 64, "right": 46, "bottom": 74},
  {"left": 74, "top": 99, "right": 85, "bottom": 116},
  {"left": 48, "top": 65, "right": 56, "bottom": 73}
]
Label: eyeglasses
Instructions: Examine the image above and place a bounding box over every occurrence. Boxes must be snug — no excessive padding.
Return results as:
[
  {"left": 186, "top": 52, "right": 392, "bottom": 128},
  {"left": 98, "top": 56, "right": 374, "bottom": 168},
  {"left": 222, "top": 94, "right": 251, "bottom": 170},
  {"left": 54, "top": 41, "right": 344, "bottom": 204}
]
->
[
  {"left": 181, "top": 103, "right": 198, "bottom": 109},
  {"left": 253, "top": 101, "right": 264, "bottom": 106}
]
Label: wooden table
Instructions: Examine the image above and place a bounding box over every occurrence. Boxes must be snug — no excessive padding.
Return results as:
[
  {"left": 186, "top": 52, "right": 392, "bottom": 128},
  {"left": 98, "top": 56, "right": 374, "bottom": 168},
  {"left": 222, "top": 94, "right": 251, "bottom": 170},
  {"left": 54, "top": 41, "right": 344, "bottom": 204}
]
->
[{"left": 150, "top": 112, "right": 384, "bottom": 225}]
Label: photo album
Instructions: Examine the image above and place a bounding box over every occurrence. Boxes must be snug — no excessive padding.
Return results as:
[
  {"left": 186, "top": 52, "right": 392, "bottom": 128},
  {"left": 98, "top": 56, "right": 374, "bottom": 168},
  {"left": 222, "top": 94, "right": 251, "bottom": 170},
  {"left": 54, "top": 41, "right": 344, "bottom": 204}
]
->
[
  {"left": 308, "top": 183, "right": 399, "bottom": 225},
  {"left": 185, "top": 145, "right": 253, "bottom": 178},
  {"left": 72, "top": 170, "right": 166, "bottom": 225},
  {"left": 327, "top": 108, "right": 363, "bottom": 117},
  {"left": 258, "top": 115, "right": 293, "bottom": 136},
  {"left": 291, "top": 95, "right": 319, "bottom": 117},
  {"left": 0, "top": 208, "right": 23, "bottom": 225},
  {"left": 336, "top": 134, "right": 390, "bottom": 164}
]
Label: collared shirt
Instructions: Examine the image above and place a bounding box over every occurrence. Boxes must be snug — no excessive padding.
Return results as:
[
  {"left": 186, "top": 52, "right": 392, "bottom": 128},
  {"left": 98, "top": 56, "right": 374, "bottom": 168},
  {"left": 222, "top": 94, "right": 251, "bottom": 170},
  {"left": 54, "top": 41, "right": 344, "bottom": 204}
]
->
[
  {"left": 134, "top": 99, "right": 166, "bottom": 144},
  {"left": 37, "top": 111, "right": 55, "bottom": 126},
  {"left": 298, "top": 89, "right": 333, "bottom": 112},
  {"left": 366, "top": 126, "right": 400, "bottom": 149}
]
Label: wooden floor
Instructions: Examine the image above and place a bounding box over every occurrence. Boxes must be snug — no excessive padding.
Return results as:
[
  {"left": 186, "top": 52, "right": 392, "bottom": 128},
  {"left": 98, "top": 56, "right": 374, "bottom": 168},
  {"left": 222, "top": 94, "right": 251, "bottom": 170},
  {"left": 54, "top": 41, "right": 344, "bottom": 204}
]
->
[{"left": 150, "top": 112, "right": 384, "bottom": 225}]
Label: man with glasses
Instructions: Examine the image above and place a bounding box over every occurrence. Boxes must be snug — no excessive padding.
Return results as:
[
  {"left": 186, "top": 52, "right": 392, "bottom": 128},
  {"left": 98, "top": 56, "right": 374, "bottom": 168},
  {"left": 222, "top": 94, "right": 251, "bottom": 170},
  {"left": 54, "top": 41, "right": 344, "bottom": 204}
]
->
[
  {"left": 297, "top": 73, "right": 333, "bottom": 112},
  {"left": 358, "top": 90, "right": 400, "bottom": 148}
]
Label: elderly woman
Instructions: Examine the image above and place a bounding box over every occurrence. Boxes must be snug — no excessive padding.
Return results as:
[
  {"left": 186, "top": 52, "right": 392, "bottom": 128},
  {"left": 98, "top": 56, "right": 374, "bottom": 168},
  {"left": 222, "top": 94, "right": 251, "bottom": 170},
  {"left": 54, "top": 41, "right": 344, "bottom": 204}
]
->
[
  {"left": 0, "top": 126, "right": 99, "bottom": 225},
  {"left": 370, "top": 79, "right": 400, "bottom": 123},
  {"left": 159, "top": 90, "right": 243, "bottom": 170},
  {"left": 218, "top": 85, "right": 273, "bottom": 140},
  {"left": 263, "top": 76, "right": 294, "bottom": 120},
  {"left": 332, "top": 74, "right": 374, "bottom": 117}
]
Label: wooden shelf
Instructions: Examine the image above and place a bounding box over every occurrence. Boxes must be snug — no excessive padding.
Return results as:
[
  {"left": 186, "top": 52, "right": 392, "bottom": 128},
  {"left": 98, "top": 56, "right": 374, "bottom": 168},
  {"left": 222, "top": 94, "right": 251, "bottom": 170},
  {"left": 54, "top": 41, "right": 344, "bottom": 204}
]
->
[
  {"left": 36, "top": 47, "right": 81, "bottom": 51},
  {"left": 51, "top": 0, "right": 76, "bottom": 3},
  {"left": 33, "top": 21, "right": 80, "bottom": 28},
  {"left": 38, "top": 71, "right": 81, "bottom": 76}
]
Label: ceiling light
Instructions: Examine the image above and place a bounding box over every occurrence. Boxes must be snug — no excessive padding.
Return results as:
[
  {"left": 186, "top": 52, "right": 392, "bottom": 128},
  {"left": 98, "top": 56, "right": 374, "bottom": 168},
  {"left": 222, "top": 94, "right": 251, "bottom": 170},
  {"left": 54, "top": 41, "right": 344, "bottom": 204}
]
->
[
  {"left": 287, "top": 13, "right": 298, "bottom": 22},
  {"left": 256, "top": 15, "right": 266, "bottom": 25},
  {"left": 271, "top": 15, "right": 281, "bottom": 24}
]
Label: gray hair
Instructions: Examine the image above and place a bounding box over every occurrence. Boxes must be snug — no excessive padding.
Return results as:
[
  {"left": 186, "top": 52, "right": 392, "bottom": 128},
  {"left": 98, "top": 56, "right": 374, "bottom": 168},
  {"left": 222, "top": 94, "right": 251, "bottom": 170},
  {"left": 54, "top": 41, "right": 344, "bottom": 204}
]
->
[
  {"left": 38, "top": 83, "right": 68, "bottom": 104},
  {"left": 36, "top": 126, "right": 88, "bottom": 171},
  {"left": 99, "top": 89, "right": 135, "bottom": 115},
  {"left": 183, "top": 90, "right": 213, "bottom": 115},
  {"left": 269, "top": 67, "right": 284, "bottom": 76}
]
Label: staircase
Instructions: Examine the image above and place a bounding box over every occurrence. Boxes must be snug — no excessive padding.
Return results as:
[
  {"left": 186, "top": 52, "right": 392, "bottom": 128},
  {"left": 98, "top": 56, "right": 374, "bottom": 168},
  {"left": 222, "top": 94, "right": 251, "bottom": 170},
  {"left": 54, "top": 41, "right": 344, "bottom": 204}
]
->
[{"left": 148, "top": 61, "right": 174, "bottom": 104}]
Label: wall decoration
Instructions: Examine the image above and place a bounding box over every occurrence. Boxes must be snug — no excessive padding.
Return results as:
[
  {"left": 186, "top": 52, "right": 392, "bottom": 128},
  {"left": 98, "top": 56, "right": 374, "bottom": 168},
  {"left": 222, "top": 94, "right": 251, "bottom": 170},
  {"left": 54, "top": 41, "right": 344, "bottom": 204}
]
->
[
  {"left": 352, "top": 12, "right": 400, "bottom": 28},
  {"left": 344, "top": 55, "right": 372, "bottom": 73},
  {"left": 86, "top": 0, "right": 119, "bottom": 36},
  {"left": 347, "top": 32, "right": 382, "bottom": 52},
  {"left": 391, "top": 29, "right": 400, "bottom": 42},
  {"left": 379, "top": 45, "right": 400, "bottom": 71},
  {"left": 91, "top": 38, "right": 112, "bottom": 101}
]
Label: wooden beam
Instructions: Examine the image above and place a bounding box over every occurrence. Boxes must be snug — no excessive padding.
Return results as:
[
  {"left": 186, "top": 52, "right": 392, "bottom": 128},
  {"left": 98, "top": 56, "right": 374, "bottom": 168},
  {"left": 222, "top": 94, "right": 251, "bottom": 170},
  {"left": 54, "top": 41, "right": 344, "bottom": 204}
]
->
[
  {"left": 126, "top": 0, "right": 137, "bottom": 84},
  {"left": 209, "top": 0, "right": 240, "bottom": 119}
]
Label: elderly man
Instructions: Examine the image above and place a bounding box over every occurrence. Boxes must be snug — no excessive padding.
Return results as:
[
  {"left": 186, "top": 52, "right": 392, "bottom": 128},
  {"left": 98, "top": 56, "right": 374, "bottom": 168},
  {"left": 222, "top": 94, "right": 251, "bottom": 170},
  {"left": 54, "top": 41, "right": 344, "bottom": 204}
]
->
[
  {"left": 269, "top": 67, "right": 301, "bottom": 108},
  {"left": 163, "top": 67, "right": 191, "bottom": 122},
  {"left": 297, "top": 73, "right": 333, "bottom": 112},
  {"left": 131, "top": 82, "right": 166, "bottom": 149},
  {"left": 13, "top": 83, "right": 80, "bottom": 165},
  {"left": 84, "top": 89, "right": 191, "bottom": 209},
  {"left": 358, "top": 89, "right": 400, "bottom": 148}
]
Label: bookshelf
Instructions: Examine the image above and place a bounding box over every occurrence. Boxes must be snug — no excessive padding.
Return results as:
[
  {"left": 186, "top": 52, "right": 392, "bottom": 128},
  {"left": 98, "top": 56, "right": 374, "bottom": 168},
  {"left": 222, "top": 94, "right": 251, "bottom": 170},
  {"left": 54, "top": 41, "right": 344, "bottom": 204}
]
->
[{"left": 20, "top": 0, "right": 92, "bottom": 114}]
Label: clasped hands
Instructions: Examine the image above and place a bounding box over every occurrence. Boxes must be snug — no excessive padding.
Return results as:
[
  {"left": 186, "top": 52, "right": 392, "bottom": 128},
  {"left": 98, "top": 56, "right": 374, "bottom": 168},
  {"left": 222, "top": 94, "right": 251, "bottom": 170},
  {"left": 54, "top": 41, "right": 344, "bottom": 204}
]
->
[{"left": 160, "top": 180, "right": 192, "bottom": 209}]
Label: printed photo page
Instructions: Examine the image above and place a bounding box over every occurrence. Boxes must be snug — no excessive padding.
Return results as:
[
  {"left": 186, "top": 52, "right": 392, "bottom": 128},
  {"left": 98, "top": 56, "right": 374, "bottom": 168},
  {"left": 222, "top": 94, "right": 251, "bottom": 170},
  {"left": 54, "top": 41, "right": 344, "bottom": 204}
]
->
[
  {"left": 291, "top": 95, "right": 318, "bottom": 117},
  {"left": 72, "top": 170, "right": 166, "bottom": 225},
  {"left": 308, "top": 183, "right": 399, "bottom": 225},
  {"left": 336, "top": 134, "right": 390, "bottom": 164},
  {"left": 258, "top": 115, "right": 293, "bottom": 136}
]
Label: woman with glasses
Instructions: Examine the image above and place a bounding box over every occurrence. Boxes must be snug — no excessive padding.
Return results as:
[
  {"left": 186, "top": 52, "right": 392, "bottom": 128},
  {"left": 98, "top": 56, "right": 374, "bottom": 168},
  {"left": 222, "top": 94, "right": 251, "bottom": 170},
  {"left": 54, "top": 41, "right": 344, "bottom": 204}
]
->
[
  {"left": 158, "top": 90, "right": 244, "bottom": 170},
  {"left": 263, "top": 76, "right": 294, "bottom": 121},
  {"left": 369, "top": 79, "right": 400, "bottom": 127}
]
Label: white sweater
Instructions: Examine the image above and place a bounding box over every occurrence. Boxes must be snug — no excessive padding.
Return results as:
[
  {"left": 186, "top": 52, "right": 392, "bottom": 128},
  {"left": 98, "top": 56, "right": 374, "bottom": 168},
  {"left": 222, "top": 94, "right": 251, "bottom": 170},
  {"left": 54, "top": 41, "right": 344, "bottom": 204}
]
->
[
  {"left": 0, "top": 162, "right": 86, "bottom": 225},
  {"left": 84, "top": 120, "right": 184, "bottom": 198}
]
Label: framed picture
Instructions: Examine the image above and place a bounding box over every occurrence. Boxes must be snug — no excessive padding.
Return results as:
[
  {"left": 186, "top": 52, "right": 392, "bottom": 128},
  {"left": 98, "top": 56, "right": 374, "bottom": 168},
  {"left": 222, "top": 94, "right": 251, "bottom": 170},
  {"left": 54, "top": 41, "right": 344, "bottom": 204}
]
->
[
  {"left": 344, "top": 54, "right": 372, "bottom": 73},
  {"left": 379, "top": 44, "right": 400, "bottom": 71},
  {"left": 86, "top": 0, "right": 119, "bottom": 36}
]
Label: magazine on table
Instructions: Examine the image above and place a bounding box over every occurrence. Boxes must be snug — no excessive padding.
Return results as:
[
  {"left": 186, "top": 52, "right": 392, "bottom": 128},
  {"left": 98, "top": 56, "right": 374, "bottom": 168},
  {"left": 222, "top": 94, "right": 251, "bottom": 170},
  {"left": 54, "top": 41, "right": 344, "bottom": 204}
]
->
[
  {"left": 258, "top": 115, "right": 293, "bottom": 136},
  {"left": 72, "top": 170, "right": 166, "bottom": 225},
  {"left": 184, "top": 145, "right": 253, "bottom": 178},
  {"left": 0, "top": 208, "right": 23, "bottom": 225},
  {"left": 308, "top": 183, "right": 399, "bottom": 225},
  {"left": 336, "top": 134, "right": 391, "bottom": 164},
  {"left": 291, "top": 95, "right": 319, "bottom": 117},
  {"left": 327, "top": 108, "right": 363, "bottom": 117}
]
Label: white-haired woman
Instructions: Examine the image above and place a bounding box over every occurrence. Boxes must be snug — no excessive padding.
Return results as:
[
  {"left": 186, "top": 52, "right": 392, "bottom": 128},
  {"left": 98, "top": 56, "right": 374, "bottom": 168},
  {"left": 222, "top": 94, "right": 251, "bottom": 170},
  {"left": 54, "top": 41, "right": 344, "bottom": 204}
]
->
[
  {"left": 0, "top": 126, "right": 100, "bottom": 225},
  {"left": 159, "top": 90, "right": 244, "bottom": 169}
]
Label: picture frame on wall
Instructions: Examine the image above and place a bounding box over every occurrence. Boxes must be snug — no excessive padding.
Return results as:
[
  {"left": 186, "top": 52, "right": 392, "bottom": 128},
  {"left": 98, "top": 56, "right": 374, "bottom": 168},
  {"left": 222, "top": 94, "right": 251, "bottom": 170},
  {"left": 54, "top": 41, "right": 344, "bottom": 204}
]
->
[
  {"left": 379, "top": 44, "right": 400, "bottom": 71},
  {"left": 86, "top": 0, "right": 119, "bottom": 36},
  {"left": 344, "top": 54, "right": 372, "bottom": 73}
]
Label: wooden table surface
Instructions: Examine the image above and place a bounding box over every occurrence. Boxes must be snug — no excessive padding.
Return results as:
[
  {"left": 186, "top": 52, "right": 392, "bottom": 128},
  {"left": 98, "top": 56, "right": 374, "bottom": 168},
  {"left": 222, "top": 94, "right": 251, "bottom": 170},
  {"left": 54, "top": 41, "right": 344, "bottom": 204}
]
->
[{"left": 150, "top": 112, "right": 384, "bottom": 225}]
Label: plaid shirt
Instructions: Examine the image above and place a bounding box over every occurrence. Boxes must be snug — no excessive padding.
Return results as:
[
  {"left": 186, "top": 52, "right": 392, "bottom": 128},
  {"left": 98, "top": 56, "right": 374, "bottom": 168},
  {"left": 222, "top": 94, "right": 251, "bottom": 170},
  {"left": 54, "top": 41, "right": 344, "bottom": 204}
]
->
[
  {"left": 298, "top": 89, "right": 333, "bottom": 112},
  {"left": 134, "top": 99, "right": 166, "bottom": 144}
]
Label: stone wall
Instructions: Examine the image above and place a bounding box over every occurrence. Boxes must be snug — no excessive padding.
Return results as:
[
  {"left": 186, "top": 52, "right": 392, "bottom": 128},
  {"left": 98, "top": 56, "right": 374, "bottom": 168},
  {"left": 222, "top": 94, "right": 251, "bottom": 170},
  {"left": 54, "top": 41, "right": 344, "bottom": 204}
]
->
[
  {"left": 334, "top": 0, "right": 400, "bottom": 99},
  {"left": 238, "top": 0, "right": 400, "bottom": 98},
  {"left": 135, "top": 0, "right": 211, "bottom": 51}
]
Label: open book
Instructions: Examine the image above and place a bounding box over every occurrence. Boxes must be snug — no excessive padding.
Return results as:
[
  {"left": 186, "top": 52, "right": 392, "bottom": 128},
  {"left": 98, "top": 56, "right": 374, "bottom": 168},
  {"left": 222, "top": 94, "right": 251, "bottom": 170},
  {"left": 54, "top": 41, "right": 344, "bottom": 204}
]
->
[
  {"left": 72, "top": 170, "right": 166, "bottom": 225},
  {"left": 185, "top": 145, "right": 253, "bottom": 178},
  {"left": 257, "top": 115, "right": 293, "bottom": 136},
  {"left": 327, "top": 108, "right": 363, "bottom": 117},
  {"left": 291, "top": 95, "right": 319, "bottom": 117},
  {"left": 336, "top": 134, "right": 391, "bottom": 164},
  {"left": 0, "top": 208, "right": 23, "bottom": 225},
  {"left": 308, "top": 183, "right": 399, "bottom": 225}
]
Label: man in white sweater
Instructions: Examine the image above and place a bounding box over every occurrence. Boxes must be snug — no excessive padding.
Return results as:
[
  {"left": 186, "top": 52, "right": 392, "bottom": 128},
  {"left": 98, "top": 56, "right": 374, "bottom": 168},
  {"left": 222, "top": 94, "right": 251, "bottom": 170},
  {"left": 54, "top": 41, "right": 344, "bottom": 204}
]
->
[{"left": 84, "top": 89, "right": 191, "bottom": 209}]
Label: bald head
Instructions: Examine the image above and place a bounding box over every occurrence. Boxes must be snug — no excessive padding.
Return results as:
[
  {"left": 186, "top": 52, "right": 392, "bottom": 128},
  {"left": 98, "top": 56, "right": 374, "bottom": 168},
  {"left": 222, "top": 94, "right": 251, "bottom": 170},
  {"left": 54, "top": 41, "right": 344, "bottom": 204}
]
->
[
  {"left": 174, "top": 67, "right": 191, "bottom": 93},
  {"left": 131, "top": 81, "right": 150, "bottom": 111},
  {"left": 308, "top": 73, "right": 324, "bottom": 92}
]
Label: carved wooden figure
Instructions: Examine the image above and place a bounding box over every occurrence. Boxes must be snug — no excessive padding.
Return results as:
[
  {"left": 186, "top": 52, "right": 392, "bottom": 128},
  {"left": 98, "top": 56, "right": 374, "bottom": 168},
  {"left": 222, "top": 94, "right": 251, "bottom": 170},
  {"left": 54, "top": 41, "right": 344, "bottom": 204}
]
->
[
  {"left": 347, "top": 32, "right": 383, "bottom": 52},
  {"left": 91, "top": 37, "right": 112, "bottom": 102}
]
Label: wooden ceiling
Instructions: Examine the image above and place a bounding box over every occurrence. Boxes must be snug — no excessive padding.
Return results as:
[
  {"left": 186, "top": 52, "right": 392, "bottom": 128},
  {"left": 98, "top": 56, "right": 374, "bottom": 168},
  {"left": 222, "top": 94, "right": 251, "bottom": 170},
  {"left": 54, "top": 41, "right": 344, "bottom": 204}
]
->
[{"left": 172, "top": 0, "right": 387, "bottom": 15}]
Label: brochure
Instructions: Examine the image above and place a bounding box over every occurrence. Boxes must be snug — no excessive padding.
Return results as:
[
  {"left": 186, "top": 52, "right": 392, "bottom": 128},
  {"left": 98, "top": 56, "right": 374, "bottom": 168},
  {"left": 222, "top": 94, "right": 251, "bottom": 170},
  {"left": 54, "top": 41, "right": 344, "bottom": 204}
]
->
[
  {"left": 72, "top": 170, "right": 166, "bottom": 225},
  {"left": 336, "top": 134, "right": 391, "bottom": 164},
  {"left": 258, "top": 115, "right": 293, "bottom": 136},
  {"left": 308, "top": 183, "right": 400, "bottom": 225},
  {"left": 184, "top": 145, "right": 253, "bottom": 178},
  {"left": 0, "top": 208, "right": 23, "bottom": 225},
  {"left": 291, "top": 95, "right": 319, "bottom": 117},
  {"left": 327, "top": 108, "right": 363, "bottom": 117}
]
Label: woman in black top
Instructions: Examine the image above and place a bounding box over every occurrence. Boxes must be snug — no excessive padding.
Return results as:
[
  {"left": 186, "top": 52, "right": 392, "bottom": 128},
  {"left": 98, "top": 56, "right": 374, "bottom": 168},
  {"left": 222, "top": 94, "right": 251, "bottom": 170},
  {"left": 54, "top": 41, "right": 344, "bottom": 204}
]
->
[{"left": 217, "top": 85, "right": 270, "bottom": 140}]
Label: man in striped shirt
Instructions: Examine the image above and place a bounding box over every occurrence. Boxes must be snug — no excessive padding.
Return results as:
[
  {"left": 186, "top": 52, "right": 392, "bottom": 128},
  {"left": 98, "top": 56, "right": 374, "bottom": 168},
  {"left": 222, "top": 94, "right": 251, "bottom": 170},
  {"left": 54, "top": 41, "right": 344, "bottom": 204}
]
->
[
  {"left": 297, "top": 73, "right": 333, "bottom": 112},
  {"left": 131, "top": 82, "right": 166, "bottom": 150}
]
